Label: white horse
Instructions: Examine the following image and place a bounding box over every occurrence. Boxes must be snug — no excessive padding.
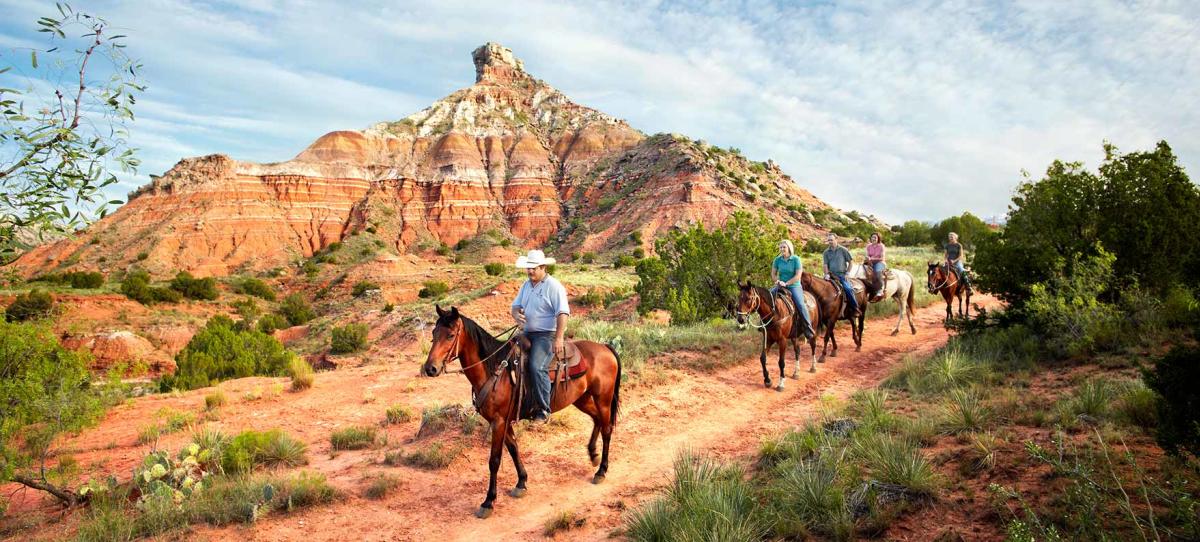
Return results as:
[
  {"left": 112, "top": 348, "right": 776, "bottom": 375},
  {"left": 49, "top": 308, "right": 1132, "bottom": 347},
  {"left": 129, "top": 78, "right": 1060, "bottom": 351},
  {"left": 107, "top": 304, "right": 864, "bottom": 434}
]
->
[{"left": 848, "top": 263, "right": 917, "bottom": 335}]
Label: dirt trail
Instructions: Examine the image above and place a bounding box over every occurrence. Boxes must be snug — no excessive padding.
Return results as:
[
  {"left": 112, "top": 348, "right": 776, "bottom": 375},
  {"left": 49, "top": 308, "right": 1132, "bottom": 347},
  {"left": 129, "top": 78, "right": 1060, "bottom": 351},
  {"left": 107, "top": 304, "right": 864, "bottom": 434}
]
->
[{"left": 9, "top": 294, "right": 993, "bottom": 542}]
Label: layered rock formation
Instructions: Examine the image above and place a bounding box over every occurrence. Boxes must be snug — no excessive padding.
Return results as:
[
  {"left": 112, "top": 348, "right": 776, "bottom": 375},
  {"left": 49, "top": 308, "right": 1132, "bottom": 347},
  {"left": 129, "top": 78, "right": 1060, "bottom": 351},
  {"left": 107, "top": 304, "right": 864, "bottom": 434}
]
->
[{"left": 8, "top": 42, "right": 861, "bottom": 277}]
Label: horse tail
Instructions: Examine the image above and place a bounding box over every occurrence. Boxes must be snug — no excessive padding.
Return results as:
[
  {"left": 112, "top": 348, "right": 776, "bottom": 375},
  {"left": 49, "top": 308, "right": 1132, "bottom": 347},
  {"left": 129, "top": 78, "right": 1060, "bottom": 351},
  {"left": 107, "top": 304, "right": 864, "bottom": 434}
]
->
[
  {"left": 606, "top": 343, "right": 622, "bottom": 426},
  {"left": 906, "top": 274, "right": 916, "bottom": 314}
]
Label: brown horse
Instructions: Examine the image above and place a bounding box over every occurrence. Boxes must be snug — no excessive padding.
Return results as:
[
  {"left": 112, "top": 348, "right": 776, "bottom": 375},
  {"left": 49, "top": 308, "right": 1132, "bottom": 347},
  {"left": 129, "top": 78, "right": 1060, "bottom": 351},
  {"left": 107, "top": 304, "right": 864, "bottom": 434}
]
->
[
  {"left": 927, "top": 262, "right": 971, "bottom": 320},
  {"left": 800, "top": 271, "right": 867, "bottom": 358},
  {"left": 422, "top": 306, "right": 622, "bottom": 518},
  {"left": 734, "top": 281, "right": 820, "bottom": 387}
]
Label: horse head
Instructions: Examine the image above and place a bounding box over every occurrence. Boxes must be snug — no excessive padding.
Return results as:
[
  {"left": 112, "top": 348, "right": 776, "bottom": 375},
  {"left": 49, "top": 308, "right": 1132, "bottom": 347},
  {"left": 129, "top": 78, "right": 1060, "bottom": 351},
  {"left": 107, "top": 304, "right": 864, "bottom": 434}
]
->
[
  {"left": 423, "top": 305, "right": 464, "bottom": 377},
  {"left": 926, "top": 262, "right": 946, "bottom": 294},
  {"left": 734, "top": 280, "right": 760, "bottom": 328}
]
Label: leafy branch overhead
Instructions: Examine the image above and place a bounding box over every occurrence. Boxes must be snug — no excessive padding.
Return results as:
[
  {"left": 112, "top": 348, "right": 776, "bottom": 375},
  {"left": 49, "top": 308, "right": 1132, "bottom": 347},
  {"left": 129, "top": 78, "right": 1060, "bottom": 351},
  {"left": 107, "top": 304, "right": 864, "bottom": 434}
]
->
[{"left": 0, "top": 3, "right": 144, "bottom": 256}]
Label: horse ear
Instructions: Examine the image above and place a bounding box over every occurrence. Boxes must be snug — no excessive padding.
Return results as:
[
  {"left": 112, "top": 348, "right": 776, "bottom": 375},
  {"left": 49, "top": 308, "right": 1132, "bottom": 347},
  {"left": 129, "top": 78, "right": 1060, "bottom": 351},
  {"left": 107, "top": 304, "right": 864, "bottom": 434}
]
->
[
  {"left": 435, "top": 304, "right": 445, "bottom": 317},
  {"left": 450, "top": 306, "right": 459, "bottom": 318},
  {"left": 747, "top": 280, "right": 754, "bottom": 288}
]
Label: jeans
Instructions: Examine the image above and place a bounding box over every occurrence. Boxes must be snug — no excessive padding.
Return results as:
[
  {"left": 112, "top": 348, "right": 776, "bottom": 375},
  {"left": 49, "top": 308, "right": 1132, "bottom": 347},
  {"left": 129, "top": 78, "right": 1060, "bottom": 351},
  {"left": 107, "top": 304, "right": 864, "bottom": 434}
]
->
[
  {"left": 871, "top": 261, "right": 886, "bottom": 276},
  {"left": 953, "top": 261, "right": 971, "bottom": 287},
  {"left": 771, "top": 284, "right": 812, "bottom": 335},
  {"left": 832, "top": 273, "right": 859, "bottom": 313},
  {"left": 525, "top": 331, "right": 554, "bottom": 414}
]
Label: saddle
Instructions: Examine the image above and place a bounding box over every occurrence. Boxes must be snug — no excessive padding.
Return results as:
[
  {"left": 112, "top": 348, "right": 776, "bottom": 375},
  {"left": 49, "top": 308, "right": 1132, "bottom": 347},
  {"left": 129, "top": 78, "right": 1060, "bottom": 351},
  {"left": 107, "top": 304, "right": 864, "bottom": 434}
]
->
[{"left": 514, "top": 334, "right": 588, "bottom": 383}]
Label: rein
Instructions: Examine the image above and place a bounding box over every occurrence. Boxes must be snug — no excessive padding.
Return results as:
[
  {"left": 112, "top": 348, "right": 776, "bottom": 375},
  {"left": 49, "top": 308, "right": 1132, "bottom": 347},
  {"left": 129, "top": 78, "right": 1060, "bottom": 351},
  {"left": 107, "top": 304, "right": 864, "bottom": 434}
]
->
[
  {"left": 928, "top": 263, "right": 958, "bottom": 292},
  {"left": 438, "top": 324, "right": 520, "bottom": 375},
  {"left": 736, "top": 287, "right": 780, "bottom": 329}
]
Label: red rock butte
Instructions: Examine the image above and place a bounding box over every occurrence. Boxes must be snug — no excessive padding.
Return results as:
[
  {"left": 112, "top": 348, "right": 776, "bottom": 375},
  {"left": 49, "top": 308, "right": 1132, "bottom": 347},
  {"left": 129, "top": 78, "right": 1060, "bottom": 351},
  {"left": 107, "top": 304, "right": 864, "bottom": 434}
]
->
[{"left": 8, "top": 42, "right": 866, "bottom": 277}]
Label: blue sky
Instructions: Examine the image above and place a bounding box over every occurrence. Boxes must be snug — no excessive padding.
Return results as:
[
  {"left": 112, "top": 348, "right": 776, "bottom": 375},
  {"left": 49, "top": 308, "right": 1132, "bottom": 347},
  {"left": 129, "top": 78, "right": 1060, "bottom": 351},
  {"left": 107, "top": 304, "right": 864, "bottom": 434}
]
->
[{"left": 2, "top": 0, "right": 1197, "bottom": 223}]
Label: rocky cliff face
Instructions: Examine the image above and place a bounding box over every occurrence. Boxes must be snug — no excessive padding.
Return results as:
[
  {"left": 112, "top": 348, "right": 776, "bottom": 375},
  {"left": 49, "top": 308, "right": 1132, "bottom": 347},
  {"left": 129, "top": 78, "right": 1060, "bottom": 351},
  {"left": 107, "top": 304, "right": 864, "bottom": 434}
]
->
[{"left": 8, "top": 42, "right": 865, "bottom": 277}]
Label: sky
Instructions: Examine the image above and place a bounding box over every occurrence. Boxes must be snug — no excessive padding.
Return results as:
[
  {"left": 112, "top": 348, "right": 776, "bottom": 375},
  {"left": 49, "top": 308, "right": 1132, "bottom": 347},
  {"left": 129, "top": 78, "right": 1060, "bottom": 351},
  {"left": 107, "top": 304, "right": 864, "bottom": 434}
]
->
[{"left": 1, "top": 0, "right": 1197, "bottom": 224}]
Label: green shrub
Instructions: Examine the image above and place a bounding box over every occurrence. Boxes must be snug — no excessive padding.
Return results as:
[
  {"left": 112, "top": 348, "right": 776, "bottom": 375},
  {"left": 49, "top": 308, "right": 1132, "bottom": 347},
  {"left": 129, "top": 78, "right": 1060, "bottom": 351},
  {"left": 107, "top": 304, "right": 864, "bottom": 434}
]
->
[
  {"left": 257, "top": 313, "right": 290, "bottom": 334},
  {"left": 363, "top": 473, "right": 400, "bottom": 500},
  {"left": 400, "top": 443, "right": 461, "bottom": 469},
  {"left": 629, "top": 230, "right": 643, "bottom": 244},
  {"left": 854, "top": 433, "right": 938, "bottom": 495},
  {"left": 632, "top": 247, "right": 646, "bottom": 259},
  {"left": 233, "top": 277, "right": 276, "bottom": 301},
  {"left": 331, "top": 425, "right": 378, "bottom": 450},
  {"left": 418, "top": 280, "right": 450, "bottom": 299},
  {"left": 1145, "top": 344, "right": 1200, "bottom": 456},
  {"left": 38, "top": 270, "right": 106, "bottom": 289},
  {"left": 454, "top": 239, "right": 469, "bottom": 251},
  {"left": 625, "top": 452, "right": 767, "bottom": 541},
  {"left": 385, "top": 404, "right": 413, "bottom": 425},
  {"left": 169, "top": 271, "right": 220, "bottom": 301},
  {"left": 939, "top": 388, "right": 991, "bottom": 434},
  {"left": 1024, "top": 250, "right": 1125, "bottom": 357},
  {"left": 279, "top": 294, "right": 315, "bottom": 326},
  {"left": 435, "top": 243, "right": 451, "bottom": 256},
  {"left": 121, "top": 270, "right": 179, "bottom": 305},
  {"left": 597, "top": 194, "right": 620, "bottom": 212},
  {"left": 351, "top": 281, "right": 380, "bottom": 297},
  {"left": 1115, "top": 381, "right": 1158, "bottom": 429},
  {"left": 288, "top": 357, "right": 314, "bottom": 391},
  {"left": 204, "top": 391, "right": 227, "bottom": 410},
  {"left": 136, "top": 251, "right": 148, "bottom": 261},
  {"left": 330, "top": 323, "right": 369, "bottom": 354},
  {"left": 581, "top": 252, "right": 596, "bottom": 264},
  {"left": 613, "top": 254, "right": 637, "bottom": 268},
  {"left": 4, "top": 289, "right": 53, "bottom": 321},
  {"left": 161, "top": 315, "right": 295, "bottom": 390},
  {"left": 302, "top": 260, "right": 320, "bottom": 277},
  {"left": 382, "top": 303, "right": 394, "bottom": 313},
  {"left": 221, "top": 429, "right": 308, "bottom": 474},
  {"left": 483, "top": 262, "right": 505, "bottom": 276}
]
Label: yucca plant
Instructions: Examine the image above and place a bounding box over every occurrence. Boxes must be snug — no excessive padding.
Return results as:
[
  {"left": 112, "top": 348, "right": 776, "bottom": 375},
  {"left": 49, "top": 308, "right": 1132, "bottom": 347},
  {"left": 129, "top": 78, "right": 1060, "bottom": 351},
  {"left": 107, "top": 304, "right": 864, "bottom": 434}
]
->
[
  {"left": 940, "top": 388, "right": 992, "bottom": 434},
  {"left": 853, "top": 433, "right": 938, "bottom": 496}
]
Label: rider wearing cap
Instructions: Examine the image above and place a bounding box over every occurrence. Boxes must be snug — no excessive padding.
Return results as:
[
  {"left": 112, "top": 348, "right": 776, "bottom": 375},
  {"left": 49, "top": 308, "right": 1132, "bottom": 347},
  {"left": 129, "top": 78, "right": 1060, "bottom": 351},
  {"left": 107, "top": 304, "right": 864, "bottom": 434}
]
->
[
  {"left": 823, "top": 232, "right": 860, "bottom": 316},
  {"left": 510, "top": 249, "right": 570, "bottom": 423}
]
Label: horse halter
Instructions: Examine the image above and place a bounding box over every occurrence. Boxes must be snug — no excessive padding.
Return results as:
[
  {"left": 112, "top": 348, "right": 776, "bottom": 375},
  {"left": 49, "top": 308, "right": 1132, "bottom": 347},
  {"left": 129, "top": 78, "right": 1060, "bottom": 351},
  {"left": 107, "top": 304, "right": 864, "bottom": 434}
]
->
[
  {"left": 736, "top": 288, "right": 774, "bottom": 329},
  {"left": 432, "top": 322, "right": 520, "bottom": 376},
  {"left": 432, "top": 324, "right": 464, "bottom": 375},
  {"left": 927, "top": 263, "right": 957, "bottom": 292}
]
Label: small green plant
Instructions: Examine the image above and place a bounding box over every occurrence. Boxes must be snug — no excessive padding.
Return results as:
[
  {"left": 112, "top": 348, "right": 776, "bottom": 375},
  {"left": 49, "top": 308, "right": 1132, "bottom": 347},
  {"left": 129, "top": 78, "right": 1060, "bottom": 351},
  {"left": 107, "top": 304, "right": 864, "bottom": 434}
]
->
[
  {"left": 483, "top": 262, "right": 505, "bottom": 276},
  {"left": 351, "top": 281, "right": 380, "bottom": 297},
  {"left": 330, "top": 323, "right": 369, "bottom": 354},
  {"left": 382, "top": 303, "right": 394, "bottom": 313},
  {"left": 331, "top": 426, "right": 378, "bottom": 451},
  {"left": 418, "top": 280, "right": 450, "bottom": 299},
  {"left": 613, "top": 254, "right": 637, "bottom": 268},
  {"left": 385, "top": 404, "right": 413, "bottom": 425},
  {"left": 221, "top": 429, "right": 308, "bottom": 474},
  {"left": 121, "top": 270, "right": 181, "bottom": 305},
  {"left": 363, "top": 473, "right": 400, "bottom": 500},
  {"left": 940, "top": 388, "right": 991, "bottom": 434},
  {"left": 288, "top": 357, "right": 314, "bottom": 391},
  {"left": 4, "top": 289, "right": 53, "bottom": 321},
  {"left": 136, "top": 251, "right": 149, "bottom": 261},
  {"left": 169, "top": 271, "right": 220, "bottom": 300},
  {"left": 544, "top": 509, "right": 582, "bottom": 536},
  {"left": 580, "top": 252, "right": 596, "bottom": 264},
  {"left": 204, "top": 391, "right": 228, "bottom": 410},
  {"left": 400, "top": 442, "right": 461, "bottom": 469},
  {"left": 161, "top": 315, "right": 294, "bottom": 391},
  {"left": 257, "top": 313, "right": 290, "bottom": 334},
  {"left": 279, "top": 293, "right": 315, "bottom": 326},
  {"left": 234, "top": 277, "right": 276, "bottom": 301}
]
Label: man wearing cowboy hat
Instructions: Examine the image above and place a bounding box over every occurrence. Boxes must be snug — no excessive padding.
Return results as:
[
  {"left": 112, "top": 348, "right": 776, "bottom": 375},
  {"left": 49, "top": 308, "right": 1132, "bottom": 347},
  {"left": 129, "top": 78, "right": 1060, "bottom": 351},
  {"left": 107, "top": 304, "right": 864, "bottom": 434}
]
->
[{"left": 510, "top": 249, "right": 570, "bottom": 423}]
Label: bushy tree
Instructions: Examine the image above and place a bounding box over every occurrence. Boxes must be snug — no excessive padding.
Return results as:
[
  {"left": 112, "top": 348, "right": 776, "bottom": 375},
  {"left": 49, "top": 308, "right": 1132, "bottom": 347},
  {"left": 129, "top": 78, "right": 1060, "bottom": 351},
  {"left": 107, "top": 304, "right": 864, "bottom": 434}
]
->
[
  {"left": 636, "top": 211, "right": 787, "bottom": 322},
  {"left": 928, "top": 212, "right": 993, "bottom": 250},
  {"left": 1145, "top": 343, "right": 1200, "bottom": 457},
  {"left": 330, "top": 323, "right": 368, "bottom": 354},
  {"left": 0, "top": 321, "right": 104, "bottom": 506},
  {"left": 278, "top": 293, "right": 315, "bottom": 326},
  {"left": 0, "top": 5, "right": 143, "bottom": 258},
  {"left": 893, "top": 220, "right": 932, "bottom": 246},
  {"left": 975, "top": 142, "right": 1200, "bottom": 305},
  {"left": 169, "top": 271, "right": 219, "bottom": 301},
  {"left": 4, "top": 289, "right": 53, "bottom": 321},
  {"left": 120, "top": 270, "right": 180, "bottom": 304},
  {"left": 161, "top": 315, "right": 294, "bottom": 391}
]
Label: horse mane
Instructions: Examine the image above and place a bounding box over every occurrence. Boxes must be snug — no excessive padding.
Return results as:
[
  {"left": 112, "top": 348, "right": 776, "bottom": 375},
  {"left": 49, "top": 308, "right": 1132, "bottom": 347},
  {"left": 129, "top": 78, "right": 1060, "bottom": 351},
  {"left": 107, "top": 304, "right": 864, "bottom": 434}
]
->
[{"left": 439, "top": 312, "right": 513, "bottom": 371}]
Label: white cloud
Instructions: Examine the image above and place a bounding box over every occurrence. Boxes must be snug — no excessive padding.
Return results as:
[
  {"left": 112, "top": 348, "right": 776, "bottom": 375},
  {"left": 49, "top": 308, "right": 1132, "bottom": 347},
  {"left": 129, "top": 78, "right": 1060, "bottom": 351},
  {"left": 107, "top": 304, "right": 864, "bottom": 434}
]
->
[{"left": 1, "top": 0, "right": 1196, "bottom": 223}]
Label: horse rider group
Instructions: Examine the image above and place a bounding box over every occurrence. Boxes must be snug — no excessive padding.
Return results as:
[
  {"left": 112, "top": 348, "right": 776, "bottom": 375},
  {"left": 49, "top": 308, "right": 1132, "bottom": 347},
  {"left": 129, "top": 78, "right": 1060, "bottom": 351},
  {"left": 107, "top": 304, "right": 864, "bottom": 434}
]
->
[{"left": 507, "top": 232, "right": 972, "bottom": 421}]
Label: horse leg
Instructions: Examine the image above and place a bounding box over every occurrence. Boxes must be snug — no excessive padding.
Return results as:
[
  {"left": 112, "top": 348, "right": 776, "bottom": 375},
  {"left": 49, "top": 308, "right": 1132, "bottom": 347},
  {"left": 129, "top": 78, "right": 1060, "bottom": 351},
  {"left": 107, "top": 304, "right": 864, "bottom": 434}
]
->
[
  {"left": 854, "top": 308, "right": 864, "bottom": 352},
  {"left": 594, "top": 401, "right": 614, "bottom": 484},
  {"left": 760, "top": 333, "right": 772, "bottom": 388},
  {"left": 504, "top": 429, "right": 528, "bottom": 497},
  {"left": 477, "top": 420, "right": 506, "bottom": 518},
  {"left": 892, "top": 295, "right": 903, "bottom": 336},
  {"left": 575, "top": 394, "right": 603, "bottom": 467},
  {"left": 830, "top": 322, "right": 839, "bottom": 358},
  {"left": 790, "top": 338, "right": 801, "bottom": 378},
  {"left": 775, "top": 339, "right": 787, "bottom": 391}
]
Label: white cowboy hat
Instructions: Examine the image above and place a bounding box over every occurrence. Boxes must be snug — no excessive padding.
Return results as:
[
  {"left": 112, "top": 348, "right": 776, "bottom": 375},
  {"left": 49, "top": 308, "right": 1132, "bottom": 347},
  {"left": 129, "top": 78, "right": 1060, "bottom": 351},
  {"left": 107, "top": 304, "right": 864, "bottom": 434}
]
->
[{"left": 515, "top": 249, "right": 556, "bottom": 269}]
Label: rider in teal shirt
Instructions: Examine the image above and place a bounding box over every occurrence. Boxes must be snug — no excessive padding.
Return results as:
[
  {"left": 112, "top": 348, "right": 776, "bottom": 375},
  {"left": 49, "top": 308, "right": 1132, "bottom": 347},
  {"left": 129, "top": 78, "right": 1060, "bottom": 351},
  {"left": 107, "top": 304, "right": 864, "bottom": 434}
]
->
[{"left": 771, "top": 240, "right": 814, "bottom": 339}]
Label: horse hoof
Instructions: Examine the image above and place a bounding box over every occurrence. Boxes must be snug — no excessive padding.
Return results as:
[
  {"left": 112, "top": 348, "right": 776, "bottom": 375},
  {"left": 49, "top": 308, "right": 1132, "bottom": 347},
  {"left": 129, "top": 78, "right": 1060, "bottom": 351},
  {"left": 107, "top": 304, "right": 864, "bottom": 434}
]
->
[
  {"left": 775, "top": 380, "right": 785, "bottom": 392},
  {"left": 592, "top": 474, "right": 606, "bottom": 485},
  {"left": 509, "top": 487, "right": 526, "bottom": 498},
  {"left": 790, "top": 371, "right": 799, "bottom": 379},
  {"left": 809, "top": 367, "right": 816, "bottom": 373},
  {"left": 763, "top": 380, "right": 772, "bottom": 389},
  {"left": 476, "top": 507, "right": 493, "bottom": 519},
  {"left": 890, "top": 330, "right": 899, "bottom": 336},
  {"left": 855, "top": 346, "right": 861, "bottom": 352}
]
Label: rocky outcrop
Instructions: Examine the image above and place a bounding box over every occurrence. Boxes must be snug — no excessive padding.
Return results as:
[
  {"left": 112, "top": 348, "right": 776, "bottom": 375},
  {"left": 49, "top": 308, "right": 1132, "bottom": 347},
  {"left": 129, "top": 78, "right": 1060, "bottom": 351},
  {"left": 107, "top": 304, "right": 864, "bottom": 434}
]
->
[
  {"left": 61, "top": 330, "right": 176, "bottom": 374},
  {"left": 6, "top": 42, "right": 855, "bottom": 278}
]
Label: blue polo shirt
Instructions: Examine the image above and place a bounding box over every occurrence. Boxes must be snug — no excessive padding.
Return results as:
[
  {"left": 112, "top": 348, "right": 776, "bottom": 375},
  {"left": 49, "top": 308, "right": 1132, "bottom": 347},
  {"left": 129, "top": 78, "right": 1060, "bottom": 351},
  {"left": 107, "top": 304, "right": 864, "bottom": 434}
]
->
[{"left": 511, "top": 275, "right": 571, "bottom": 332}]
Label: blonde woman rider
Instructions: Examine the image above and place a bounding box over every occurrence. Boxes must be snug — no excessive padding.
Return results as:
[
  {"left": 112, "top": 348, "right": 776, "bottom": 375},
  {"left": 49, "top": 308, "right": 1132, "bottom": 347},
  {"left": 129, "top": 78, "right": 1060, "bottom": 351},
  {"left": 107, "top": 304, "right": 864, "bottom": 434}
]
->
[{"left": 771, "top": 240, "right": 815, "bottom": 339}]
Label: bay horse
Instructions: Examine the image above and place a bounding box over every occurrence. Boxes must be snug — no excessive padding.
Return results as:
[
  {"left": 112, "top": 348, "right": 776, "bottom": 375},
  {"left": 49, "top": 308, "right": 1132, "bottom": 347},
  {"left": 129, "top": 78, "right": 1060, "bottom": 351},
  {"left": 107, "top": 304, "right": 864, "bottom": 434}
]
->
[
  {"left": 800, "top": 271, "right": 867, "bottom": 358},
  {"left": 850, "top": 263, "right": 918, "bottom": 335},
  {"left": 734, "top": 281, "right": 820, "bottom": 388},
  {"left": 927, "top": 262, "right": 971, "bottom": 320},
  {"left": 422, "top": 306, "right": 622, "bottom": 518}
]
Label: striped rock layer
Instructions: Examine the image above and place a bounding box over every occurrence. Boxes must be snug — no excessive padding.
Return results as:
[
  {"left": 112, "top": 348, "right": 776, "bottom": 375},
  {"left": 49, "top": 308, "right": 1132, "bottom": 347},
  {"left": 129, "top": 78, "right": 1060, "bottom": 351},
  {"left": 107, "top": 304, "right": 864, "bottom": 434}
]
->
[{"left": 9, "top": 42, "right": 840, "bottom": 277}]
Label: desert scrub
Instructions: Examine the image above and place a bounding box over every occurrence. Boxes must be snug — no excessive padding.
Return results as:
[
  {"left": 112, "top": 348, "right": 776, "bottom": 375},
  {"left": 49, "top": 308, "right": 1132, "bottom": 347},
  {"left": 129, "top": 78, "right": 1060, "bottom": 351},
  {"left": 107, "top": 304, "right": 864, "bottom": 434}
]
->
[
  {"left": 569, "top": 318, "right": 757, "bottom": 375},
  {"left": 483, "top": 262, "right": 505, "bottom": 276},
  {"left": 363, "top": 473, "right": 401, "bottom": 500},
  {"left": 385, "top": 404, "right": 413, "bottom": 425},
  {"left": 288, "top": 357, "right": 314, "bottom": 391},
  {"left": 278, "top": 293, "right": 315, "bottom": 325},
  {"left": 160, "top": 315, "right": 294, "bottom": 391},
  {"left": 169, "top": 271, "right": 219, "bottom": 300},
  {"left": 331, "top": 425, "right": 379, "bottom": 450},
  {"left": 351, "top": 280, "right": 379, "bottom": 297},
  {"left": 204, "top": 391, "right": 227, "bottom": 410},
  {"left": 330, "top": 323, "right": 369, "bottom": 354},
  {"left": 399, "top": 442, "right": 462, "bottom": 470},
  {"left": 3, "top": 288, "right": 53, "bottom": 321},
  {"left": 417, "top": 403, "right": 480, "bottom": 437},
  {"left": 625, "top": 451, "right": 767, "bottom": 541},
  {"left": 233, "top": 276, "right": 276, "bottom": 301},
  {"left": 418, "top": 280, "right": 450, "bottom": 299},
  {"left": 221, "top": 429, "right": 308, "bottom": 473}
]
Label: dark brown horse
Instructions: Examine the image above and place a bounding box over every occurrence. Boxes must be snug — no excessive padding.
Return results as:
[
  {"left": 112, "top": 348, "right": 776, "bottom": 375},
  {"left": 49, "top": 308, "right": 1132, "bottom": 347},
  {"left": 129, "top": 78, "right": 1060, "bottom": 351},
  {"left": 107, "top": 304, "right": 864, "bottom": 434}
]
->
[
  {"left": 734, "top": 281, "right": 820, "bottom": 387},
  {"left": 927, "top": 262, "right": 971, "bottom": 320},
  {"left": 800, "top": 271, "right": 867, "bottom": 358},
  {"left": 422, "top": 306, "right": 622, "bottom": 518}
]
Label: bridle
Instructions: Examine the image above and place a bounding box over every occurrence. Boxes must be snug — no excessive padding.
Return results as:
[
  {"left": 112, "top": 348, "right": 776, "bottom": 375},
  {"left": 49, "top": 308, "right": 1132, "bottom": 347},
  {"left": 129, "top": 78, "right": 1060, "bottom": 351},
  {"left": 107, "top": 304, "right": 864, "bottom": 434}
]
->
[
  {"left": 432, "top": 323, "right": 519, "bottom": 375},
  {"left": 736, "top": 288, "right": 776, "bottom": 330},
  {"left": 927, "top": 262, "right": 957, "bottom": 293}
]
